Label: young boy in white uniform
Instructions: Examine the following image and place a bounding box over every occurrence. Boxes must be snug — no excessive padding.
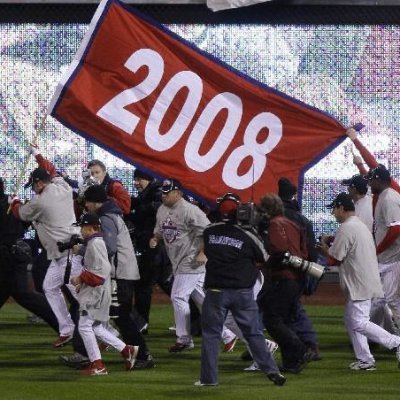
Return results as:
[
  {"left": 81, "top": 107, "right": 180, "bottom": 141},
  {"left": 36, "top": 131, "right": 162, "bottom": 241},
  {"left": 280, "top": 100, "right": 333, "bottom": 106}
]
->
[{"left": 70, "top": 213, "right": 138, "bottom": 376}]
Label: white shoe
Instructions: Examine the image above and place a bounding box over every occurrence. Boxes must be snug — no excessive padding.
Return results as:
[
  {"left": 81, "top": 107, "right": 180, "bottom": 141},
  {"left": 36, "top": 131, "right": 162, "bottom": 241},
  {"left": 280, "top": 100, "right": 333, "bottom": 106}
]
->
[
  {"left": 244, "top": 362, "right": 260, "bottom": 371},
  {"left": 194, "top": 380, "right": 218, "bottom": 386},
  {"left": 266, "top": 339, "right": 279, "bottom": 355},
  {"left": 349, "top": 360, "right": 376, "bottom": 371}
]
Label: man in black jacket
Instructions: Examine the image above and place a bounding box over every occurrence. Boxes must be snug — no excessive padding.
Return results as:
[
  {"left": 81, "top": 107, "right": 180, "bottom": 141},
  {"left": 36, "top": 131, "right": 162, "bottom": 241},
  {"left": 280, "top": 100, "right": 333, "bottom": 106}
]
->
[
  {"left": 0, "top": 177, "right": 58, "bottom": 332},
  {"left": 196, "top": 192, "right": 285, "bottom": 387},
  {"left": 127, "top": 169, "right": 165, "bottom": 329}
]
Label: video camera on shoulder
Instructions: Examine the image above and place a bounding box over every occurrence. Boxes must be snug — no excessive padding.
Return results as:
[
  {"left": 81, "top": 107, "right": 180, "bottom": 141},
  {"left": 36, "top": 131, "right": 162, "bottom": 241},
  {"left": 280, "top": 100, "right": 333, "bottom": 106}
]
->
[
  {"left": 236, "top": 202, "right": 260, "bottom": 229},
  {"left": 57, "top": 234, "right": 85, "bottom": 252}
]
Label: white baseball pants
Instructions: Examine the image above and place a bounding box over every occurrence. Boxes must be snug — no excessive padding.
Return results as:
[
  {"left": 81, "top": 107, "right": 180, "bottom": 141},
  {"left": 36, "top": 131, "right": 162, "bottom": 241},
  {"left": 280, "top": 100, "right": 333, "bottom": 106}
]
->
[
  {"left": 79, "top": 314, "right": 125, "bottom": 362},
  {"left": 379, "top": 261, "right": 400, "bottom": 329},
  {"left": 43, "top": 255, "right": 82, "bottom": 336},
  {"left": 344, "top": 299, "right": 400, "bottom": 364},
  {"left": 171, "top": 272, "right": 236, "bottom": 345}
]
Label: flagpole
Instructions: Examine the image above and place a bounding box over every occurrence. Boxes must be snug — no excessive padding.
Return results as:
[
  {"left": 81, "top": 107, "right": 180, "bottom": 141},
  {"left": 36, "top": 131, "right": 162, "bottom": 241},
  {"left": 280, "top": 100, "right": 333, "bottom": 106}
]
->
[{"left": 8, "top": 113, "right": 47, "bottom": 213}]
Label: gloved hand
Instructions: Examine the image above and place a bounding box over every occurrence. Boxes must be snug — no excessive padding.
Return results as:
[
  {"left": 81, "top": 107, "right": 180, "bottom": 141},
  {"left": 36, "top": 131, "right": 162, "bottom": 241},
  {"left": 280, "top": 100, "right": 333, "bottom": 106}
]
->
[
  {"left": 8, "top": 194, "right": 21, "bottom": 211},
  {"left": 8, "top": 194, "right": 20, "bottom": 205},
  {"left": 29, "top": 143, "right": 40, "bottom": 157},
  {"left": 346, "top": 128, "right": 357, "bottom": 141}
]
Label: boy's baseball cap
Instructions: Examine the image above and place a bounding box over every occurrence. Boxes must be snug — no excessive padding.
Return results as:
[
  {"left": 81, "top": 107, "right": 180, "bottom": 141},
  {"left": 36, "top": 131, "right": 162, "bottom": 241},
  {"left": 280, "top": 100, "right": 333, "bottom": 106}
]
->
[{"left": 74, "top": 212, "right": 101, "bottom": 226}]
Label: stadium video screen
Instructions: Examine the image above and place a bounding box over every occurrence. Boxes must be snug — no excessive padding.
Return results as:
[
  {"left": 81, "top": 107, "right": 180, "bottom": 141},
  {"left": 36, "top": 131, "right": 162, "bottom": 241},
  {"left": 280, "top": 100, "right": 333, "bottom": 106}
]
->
[{"left": 1, "top": 22, "right": 399, "bottom": 236}]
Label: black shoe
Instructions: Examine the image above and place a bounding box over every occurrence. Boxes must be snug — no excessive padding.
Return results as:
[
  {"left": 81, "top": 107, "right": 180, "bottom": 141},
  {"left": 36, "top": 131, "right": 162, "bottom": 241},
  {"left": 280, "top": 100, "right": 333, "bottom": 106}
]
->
[
  {"left": 134, "top": 355, "right": 156, "bottom": 369},
  {"left": 279, "top": 360, "right": 306, "bottom": 374},
  {"left": 59, "top": 353, "right": 90, "bottom": 369},
  {"left": 305, "top": 344, "right": 322, "bottom": 362},
  {"left": 267, "top": 372, "right": 286, "bottom": 386}
]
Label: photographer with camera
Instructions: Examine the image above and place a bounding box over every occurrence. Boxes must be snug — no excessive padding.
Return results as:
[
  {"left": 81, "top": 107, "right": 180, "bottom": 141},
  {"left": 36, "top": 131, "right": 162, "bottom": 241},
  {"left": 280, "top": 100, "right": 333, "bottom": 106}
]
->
[
  {"left": 9, "top": 147, "right": 83, "bottom": 348},
  {"left": 258, "top": 193, "right": 309, "bottom": 374},
  {"left": 0, "top": 177, "right": 59, "bottom": 332},
  {"left": 278, "top": 177, "right": 322, "bottom": 362},
  {"left": 317, "top": 192, "right": 400, "bottom": 371},
  {"left": 196, "top": 192, "right": 286, "bottom": 387}
]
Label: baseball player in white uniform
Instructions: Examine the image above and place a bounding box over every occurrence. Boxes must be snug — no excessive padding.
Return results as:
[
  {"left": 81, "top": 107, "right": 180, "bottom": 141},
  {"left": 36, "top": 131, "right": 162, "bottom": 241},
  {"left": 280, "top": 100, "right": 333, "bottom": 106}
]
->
[
  {"left": 10, "top": 149, "right": 82, "bottom": 347},
  {"left": 367, "top": 166, "right": 400, "bottom": 331},
  {"left": 318, "top": 192, "right": 400, "bottom": 370},
  {"left": 70, "top": 213, "right": 138, "bottom": 376},
  {"left": 342, "top": 174, "right": 373, "bottom": 232},
  {"left": 342, "top": 173, "right": 397, "bottom": 333},
  {"left": 150, "top": 178, "right": 236, "bottom": 352}
]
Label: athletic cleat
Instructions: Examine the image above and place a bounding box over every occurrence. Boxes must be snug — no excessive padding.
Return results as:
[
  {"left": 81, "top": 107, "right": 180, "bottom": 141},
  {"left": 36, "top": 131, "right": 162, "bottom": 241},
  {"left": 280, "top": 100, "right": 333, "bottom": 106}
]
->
[
  {"left": 26, "top": 314, "right": 46, "bottom": 325},
  {"left": 81, "top": 360, "right": 108, "bottom": 376},
  {"left": 59, "top": 352, "right": 90, "bottom": 369},
  {"left": 267, "top": 372, "right": 286, "bottom": 386},
  {"left": 121, "top": 345, "right": 139, "bottom": 370},
  {"left": 305, "top": 344, "right": 322, "bottom": 362},
  {"left": 244, "top": 362, "right": 260, "bottom": 371},
  {"left": 53, "top": 334, "right": 73, "bottom": 348},
  {"left": 223, "top": 337, "right": 238, "bottom": 353},
  {"left": 168, "top": 342, "right": 194, "bottom": 353},
  {"left": 349, "top": 361, "right": 376, "bottom": 371},
  {"left": 266, "top": 339, "right": 279, "bottom": 355},
  {"left": 194, "top": 380, "right": 218, "bottom": 386},
  {"left": 134, "top": 355, "right": 156, "bottom": 370}
]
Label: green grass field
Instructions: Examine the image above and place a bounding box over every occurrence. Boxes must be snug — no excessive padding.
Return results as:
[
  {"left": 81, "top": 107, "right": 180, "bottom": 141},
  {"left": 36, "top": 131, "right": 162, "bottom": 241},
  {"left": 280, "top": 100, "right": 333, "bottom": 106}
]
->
[{"left": 1, "top": 303, "right": 399, "bottom": 400}]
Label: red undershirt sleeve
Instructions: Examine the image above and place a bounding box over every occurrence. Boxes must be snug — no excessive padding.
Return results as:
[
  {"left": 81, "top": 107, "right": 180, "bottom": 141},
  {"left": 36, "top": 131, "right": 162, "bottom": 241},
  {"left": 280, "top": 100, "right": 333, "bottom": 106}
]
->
[
  {"left": 376, "top": 225, "right": 400, "bottom": 255},
  {"left": 80, "top": 270, "right": 105, "bottom": 287}
]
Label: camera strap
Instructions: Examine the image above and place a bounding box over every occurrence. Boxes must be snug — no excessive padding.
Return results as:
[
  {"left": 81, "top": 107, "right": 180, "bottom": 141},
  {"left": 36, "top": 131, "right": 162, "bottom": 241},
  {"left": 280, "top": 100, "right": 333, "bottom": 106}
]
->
[{"left": 63, "top": 248, "right": 73, "bottom": 285}]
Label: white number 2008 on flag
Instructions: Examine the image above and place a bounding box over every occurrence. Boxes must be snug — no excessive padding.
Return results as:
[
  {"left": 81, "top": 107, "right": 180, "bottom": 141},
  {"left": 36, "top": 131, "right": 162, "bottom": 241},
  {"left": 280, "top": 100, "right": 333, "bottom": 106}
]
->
[{"left": 97, "top": 48, "right": 282, "bottom": 190}]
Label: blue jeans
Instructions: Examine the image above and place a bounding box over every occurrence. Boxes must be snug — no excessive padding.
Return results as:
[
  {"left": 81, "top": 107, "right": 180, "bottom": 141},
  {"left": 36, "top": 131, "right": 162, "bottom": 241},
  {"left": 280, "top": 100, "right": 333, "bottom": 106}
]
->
[{"left": 200, "top": 287, "right": 279, "bottom": 384}]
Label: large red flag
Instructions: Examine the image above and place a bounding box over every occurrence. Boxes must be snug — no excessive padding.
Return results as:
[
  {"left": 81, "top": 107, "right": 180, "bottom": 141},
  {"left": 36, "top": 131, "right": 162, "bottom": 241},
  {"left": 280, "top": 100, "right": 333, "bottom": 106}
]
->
[{"left": 49, "top": 0, "right": 345, "bottom": 204}]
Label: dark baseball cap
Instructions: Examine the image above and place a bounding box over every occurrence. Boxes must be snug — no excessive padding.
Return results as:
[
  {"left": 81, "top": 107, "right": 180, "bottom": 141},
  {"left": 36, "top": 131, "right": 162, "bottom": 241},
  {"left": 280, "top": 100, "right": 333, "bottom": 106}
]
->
[
  {"left": 74, "top": 212, "right": 101, "bottom": 226},
  {"left": 365, "top": 165, "right": 391, "bottom": 182},
  {"left": 342, "top": 174, "right": 368, "bottom": 193},
  {"left": 24, "top": 167, "right": 51, "bottom": 189},
  {"left": 326, "top": 192, "right": 355, "bottom": 211},
  {"left": 133, "top": 168, "right": 153, "bottom": 181},
  {"left": 161, "top": 178, "right": 182, "bottom": 193},
  {"left": 278, "top": 177, "right": 297, "bottom": 200}
]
